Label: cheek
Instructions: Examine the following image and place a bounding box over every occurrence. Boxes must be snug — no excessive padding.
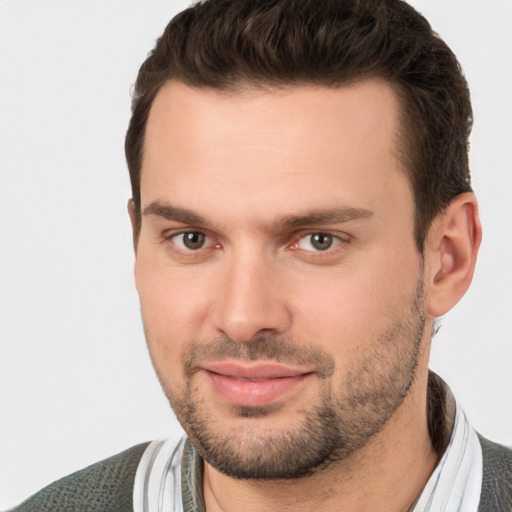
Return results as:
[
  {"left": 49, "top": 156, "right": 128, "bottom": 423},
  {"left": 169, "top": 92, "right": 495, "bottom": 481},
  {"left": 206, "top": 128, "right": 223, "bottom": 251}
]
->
[
  {"left": 135, "top": 261, "right": 208, "bottom": 364},
  {"left": 289, "top": 253, "right": 420, "bottom": 354}
]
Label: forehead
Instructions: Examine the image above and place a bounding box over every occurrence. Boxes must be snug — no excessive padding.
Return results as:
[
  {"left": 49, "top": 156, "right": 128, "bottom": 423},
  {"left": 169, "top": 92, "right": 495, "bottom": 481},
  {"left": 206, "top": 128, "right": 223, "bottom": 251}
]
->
[
  {"left": 144, "top": 79, "right": 402, "bottom": 158},
  {"left": 141, "top": 80, "right": 411, "bottom": 225}
]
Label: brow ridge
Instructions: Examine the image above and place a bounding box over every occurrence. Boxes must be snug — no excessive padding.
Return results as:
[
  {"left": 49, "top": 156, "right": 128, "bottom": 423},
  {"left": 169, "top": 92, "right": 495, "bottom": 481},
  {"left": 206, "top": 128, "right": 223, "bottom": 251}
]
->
[
  {"left": 142, "top": 201, "right": 373, "bottom": 230},
  {"left": 142, "top": 202, "right": 209, "bottom": 226},
  {"left": 270, "top": 207, "right": 374, "bottom": 230}
]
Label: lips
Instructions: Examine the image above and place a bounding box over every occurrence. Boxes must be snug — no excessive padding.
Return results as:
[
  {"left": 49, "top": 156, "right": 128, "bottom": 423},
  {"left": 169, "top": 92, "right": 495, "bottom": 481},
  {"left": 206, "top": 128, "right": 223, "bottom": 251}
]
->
[{"left": 202, "top": 361, "right": 313, "bottom": 407}]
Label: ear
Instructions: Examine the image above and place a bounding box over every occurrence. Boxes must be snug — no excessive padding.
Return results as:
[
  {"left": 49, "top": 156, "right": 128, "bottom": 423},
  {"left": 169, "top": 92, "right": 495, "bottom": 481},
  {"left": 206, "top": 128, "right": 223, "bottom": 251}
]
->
[
  {"left": 127, "top": 199, "right": 138, "bottom": 253},
  {"left": 424, "top": 192, "right": 482, "bottom": 317}
]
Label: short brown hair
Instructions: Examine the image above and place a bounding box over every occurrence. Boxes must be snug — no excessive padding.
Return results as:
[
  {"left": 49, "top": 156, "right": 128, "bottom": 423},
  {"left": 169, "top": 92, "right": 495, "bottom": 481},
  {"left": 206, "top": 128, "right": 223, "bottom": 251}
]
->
[{"left": 125, "top": 0, "right": 473, "bottom": 249}]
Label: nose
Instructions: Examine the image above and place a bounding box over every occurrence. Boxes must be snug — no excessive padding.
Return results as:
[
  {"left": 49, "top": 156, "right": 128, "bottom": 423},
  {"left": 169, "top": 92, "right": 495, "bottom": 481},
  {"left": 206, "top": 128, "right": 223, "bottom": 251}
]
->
[{"left": 211, "top": 253, "right": 292, "bottom": 343}]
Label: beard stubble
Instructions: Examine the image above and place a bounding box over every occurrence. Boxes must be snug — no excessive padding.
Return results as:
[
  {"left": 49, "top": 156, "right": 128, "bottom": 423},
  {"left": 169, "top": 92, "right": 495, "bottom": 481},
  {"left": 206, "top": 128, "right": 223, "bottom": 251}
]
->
[{"left": 149, "top": 278, "right": 426, "bottom": 480}]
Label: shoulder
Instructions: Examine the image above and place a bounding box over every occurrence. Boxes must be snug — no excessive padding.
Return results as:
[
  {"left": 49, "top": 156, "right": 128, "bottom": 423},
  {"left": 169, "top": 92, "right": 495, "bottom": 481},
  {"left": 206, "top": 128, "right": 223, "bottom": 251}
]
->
[
  {"left": 478, "top": 434, "right": 512, "bottom": 512},
  {"left": 10, "top": 442, "right": 150, "bottom": 512}
]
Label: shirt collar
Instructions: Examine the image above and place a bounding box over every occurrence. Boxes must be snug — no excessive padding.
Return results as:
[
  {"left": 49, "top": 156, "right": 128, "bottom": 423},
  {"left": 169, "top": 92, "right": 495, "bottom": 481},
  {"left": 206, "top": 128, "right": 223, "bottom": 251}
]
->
[
  {"left": 134, "top": 372, "right": 483, "bottom": 512},
  {"left": 410, "top": 374, "right": 483, "bottom": 511}
]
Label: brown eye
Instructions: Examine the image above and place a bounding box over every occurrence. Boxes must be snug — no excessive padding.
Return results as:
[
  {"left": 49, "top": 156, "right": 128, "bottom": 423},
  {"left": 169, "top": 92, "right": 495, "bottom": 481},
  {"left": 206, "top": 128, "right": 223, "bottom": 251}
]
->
[
  {"left": 172, "top": 231, "right": 209, "bottom": 250},
  {"left": 297, "top": 233, "right": 341, "bottom": 252},
  {"left": 310, "top": 233, "right": 333, "bottom": 251}
]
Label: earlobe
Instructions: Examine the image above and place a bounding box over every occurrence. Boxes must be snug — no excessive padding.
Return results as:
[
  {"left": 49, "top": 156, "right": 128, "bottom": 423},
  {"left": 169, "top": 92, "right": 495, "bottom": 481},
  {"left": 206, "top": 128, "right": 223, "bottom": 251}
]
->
[{"left": 425, "top": 193, "right": 482, "bottom": 317}]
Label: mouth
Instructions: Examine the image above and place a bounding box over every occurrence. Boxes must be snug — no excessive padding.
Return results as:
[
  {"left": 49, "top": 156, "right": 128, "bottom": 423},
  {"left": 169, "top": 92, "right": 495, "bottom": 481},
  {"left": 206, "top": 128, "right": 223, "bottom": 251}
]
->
[{"left": 201, "top": 361, "right": 314, "bottom": 407}]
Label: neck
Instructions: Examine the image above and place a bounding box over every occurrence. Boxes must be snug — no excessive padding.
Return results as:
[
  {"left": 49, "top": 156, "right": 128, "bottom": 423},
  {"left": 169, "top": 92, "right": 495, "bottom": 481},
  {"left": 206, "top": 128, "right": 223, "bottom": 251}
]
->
[{"left": 203, "top": 366, "right": 439, "bottom": 512}]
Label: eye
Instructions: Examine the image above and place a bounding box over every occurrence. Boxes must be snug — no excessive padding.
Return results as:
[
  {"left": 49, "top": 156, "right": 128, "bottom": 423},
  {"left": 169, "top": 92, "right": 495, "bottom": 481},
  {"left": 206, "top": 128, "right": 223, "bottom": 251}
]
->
[
  {"left": 296, "top": 232, "right": 341, "bottom": 252},
  {"left": 171, "top": 231, "right": 212, "bottom": 250}
]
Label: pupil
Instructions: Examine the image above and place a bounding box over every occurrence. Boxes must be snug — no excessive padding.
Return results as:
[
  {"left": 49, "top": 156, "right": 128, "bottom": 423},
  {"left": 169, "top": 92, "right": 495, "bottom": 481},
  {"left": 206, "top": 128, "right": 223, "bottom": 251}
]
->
[
  {"left": 184, "top": 232, "right": 205, "bottom": 249},
  {"left": 311, "top": 233, "right": 332, "bottom": 250}
]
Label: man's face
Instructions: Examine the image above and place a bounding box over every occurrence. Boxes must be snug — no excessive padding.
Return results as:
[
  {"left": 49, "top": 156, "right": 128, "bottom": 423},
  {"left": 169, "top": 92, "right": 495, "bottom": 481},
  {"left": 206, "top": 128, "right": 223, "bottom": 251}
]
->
[{"left": 134, "top": 80, "right": 428, "bottom": 478}]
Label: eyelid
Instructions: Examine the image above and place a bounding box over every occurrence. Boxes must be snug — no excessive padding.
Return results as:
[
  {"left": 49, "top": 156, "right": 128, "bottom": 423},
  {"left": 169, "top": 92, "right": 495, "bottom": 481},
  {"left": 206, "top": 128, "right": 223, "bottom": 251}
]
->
[
  {"left": 161, "top": 227, "right": 349, "bottom": 255},
  {"left": 165, "top": 229, "right": 218, "bottom": 251},
  {"left": 290, "top": 230, "right": 350, "bottom": 252}
]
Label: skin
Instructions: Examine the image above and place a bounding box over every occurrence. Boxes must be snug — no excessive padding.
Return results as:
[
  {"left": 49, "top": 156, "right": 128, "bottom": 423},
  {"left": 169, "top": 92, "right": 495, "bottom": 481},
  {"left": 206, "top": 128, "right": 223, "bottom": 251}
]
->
[{"left": 130, "top": 79, "right": 481, "bottom": 511}]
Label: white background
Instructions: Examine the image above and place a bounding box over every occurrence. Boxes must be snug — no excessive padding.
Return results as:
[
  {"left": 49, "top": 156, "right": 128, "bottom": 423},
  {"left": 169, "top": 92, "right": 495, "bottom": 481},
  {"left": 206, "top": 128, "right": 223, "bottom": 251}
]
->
[{"left": 1, "top": 0, "right": 511, "bottom": 509}]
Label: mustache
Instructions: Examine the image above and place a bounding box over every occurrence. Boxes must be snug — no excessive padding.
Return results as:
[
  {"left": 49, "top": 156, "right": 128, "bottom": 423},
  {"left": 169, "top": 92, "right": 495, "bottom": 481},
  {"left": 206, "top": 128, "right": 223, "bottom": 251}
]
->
[{"left": 183, "top": 336, "right": 335, "bottom": 379}]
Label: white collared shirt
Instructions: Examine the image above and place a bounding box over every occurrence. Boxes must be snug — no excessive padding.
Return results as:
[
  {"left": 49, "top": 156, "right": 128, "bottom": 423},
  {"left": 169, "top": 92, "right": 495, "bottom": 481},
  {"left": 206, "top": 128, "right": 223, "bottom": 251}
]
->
[
  {"left": 133, "top": 401, "right": 483, "bottom": 512},
  {"left": 411, "top": 404, "right": 482, "bottom": 511}
]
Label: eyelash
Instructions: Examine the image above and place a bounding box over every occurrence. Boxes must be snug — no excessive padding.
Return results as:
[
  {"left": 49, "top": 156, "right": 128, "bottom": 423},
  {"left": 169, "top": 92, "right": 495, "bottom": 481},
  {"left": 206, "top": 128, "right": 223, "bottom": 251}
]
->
[
  {"left": 163, "top": 229, "right": 349, "bottom": 257},
  {"left": 166, "top": 230, "right": 218, "bottom": 252},
  {"left": 291, "top": 232, "right": 345, "bottom": 253}
]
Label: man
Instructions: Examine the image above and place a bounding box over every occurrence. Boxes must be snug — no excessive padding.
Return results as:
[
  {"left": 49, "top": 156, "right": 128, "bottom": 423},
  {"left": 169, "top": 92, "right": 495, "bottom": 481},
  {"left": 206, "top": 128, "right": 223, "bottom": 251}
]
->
[{"left": 11, "top": 0, "right": 511, "bottom": 511}]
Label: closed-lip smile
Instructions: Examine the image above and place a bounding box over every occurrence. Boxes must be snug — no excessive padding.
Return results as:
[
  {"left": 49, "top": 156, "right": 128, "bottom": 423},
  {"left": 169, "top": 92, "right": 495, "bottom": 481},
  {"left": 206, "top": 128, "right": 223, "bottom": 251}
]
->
[{"left": 201, "top": 361, "right": 314, "bottom": 407}]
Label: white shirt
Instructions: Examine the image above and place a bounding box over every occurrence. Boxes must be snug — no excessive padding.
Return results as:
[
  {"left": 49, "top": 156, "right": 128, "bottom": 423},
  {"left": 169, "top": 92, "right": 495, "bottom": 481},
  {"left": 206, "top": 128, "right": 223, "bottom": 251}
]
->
[
  {"left": 411, "top": 404, "right": 482, "bottom": 511},
  {"left": 133, "top": 401, "right": 483, "bottom": 512}
]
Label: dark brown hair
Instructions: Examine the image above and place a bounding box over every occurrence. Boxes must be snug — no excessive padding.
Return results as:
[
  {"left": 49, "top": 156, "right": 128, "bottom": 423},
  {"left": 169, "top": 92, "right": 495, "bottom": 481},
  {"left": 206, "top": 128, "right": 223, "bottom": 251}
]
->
[{"left": 125, "top": 0, "right": 473, "bottom": 249}]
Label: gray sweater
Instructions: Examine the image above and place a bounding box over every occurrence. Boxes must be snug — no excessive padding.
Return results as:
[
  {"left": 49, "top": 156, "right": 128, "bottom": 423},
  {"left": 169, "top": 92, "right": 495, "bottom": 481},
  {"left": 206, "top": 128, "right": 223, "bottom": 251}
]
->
[{"left": 9, "top": 436, "right": 512, "bottom": 512}]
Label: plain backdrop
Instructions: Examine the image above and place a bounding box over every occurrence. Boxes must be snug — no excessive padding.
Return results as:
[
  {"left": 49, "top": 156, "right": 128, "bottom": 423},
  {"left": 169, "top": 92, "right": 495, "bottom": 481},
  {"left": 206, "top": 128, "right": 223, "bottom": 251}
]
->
[{"left": 1, "top": 0, "right": 511, "bottom": 509}]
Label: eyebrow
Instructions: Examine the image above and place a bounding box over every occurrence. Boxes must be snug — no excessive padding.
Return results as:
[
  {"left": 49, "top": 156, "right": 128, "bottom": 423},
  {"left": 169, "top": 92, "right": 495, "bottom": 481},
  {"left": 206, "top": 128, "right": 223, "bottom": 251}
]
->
[
  {"left": 142, "top": 201, "right": 373, "bottom": 230},
  {"left": 143, "top": 202, "right": 210, "bottom": 226},
  {"left": 270, "top": 207, "right": 373, "bottom": 230}
]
